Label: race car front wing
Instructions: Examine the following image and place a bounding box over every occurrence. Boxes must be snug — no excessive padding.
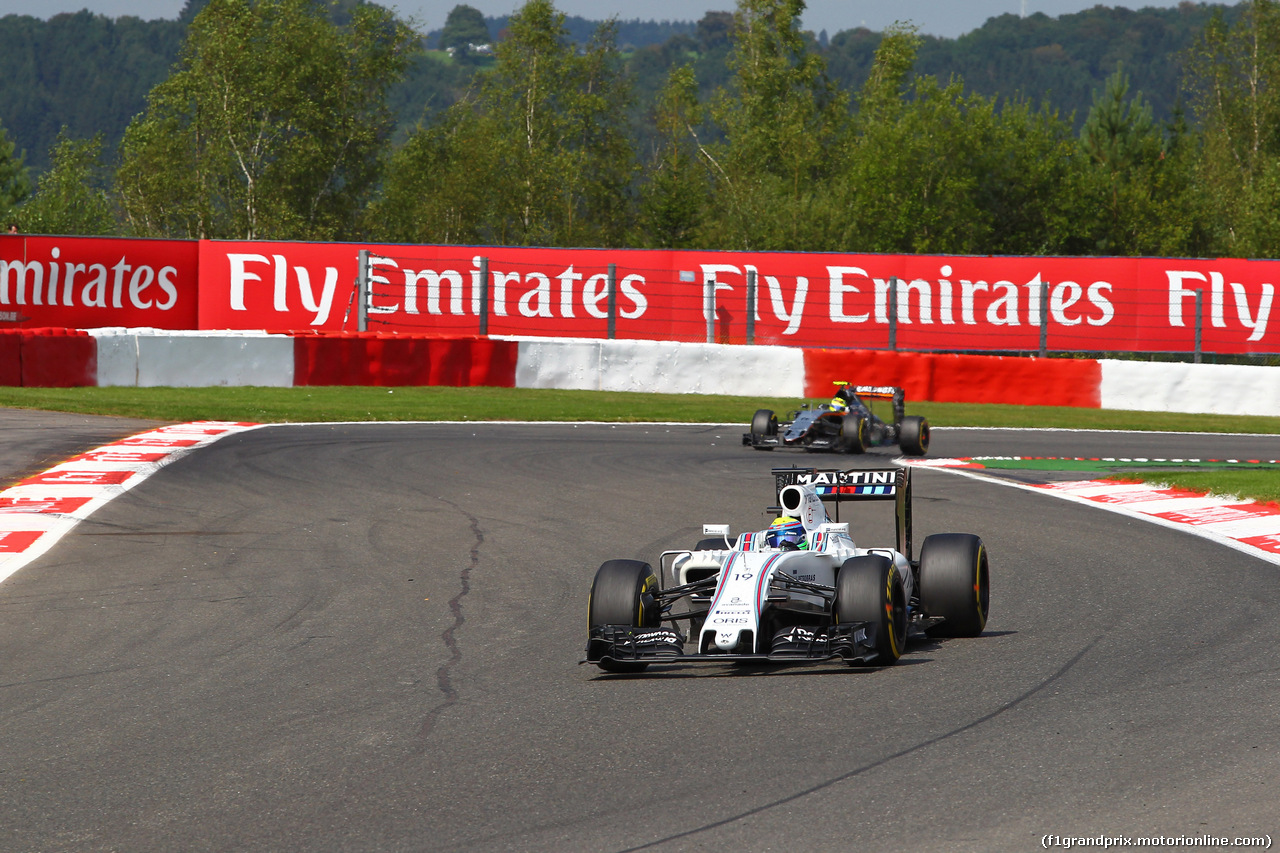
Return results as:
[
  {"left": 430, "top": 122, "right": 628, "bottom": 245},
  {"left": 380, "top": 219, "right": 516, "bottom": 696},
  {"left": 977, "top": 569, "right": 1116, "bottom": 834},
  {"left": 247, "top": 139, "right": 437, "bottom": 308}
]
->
[
  {"left": 741, "top": 433, "right": 842, "bottom": 450},
  {"left": 583, "top": 622, "right": 883, "bottom": 667}
]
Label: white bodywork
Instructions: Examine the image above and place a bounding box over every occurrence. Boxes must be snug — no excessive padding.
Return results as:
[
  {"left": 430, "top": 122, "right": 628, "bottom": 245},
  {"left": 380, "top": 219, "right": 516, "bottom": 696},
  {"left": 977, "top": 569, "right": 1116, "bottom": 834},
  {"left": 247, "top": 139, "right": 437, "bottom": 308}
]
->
[{"left": 672, "top": 484, "right": 914, "bottom": 655}]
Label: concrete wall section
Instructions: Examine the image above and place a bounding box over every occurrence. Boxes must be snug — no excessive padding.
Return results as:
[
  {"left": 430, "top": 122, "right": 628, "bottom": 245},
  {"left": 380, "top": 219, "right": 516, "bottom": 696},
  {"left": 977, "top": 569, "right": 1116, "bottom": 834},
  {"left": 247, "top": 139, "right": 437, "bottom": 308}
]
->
[
  {"left": 1100, "top": 359, "right": 1280, "bottom": 417},
  {"left": 93, "top": 334, "right": 141, "bottom": 387},
  {"left": 514, "top": 338, "right": 806, "bottom": 397},
  {"left": 136, "top": 335, "right": 293, "bottom": 387},
  {"left": 90, "top": 329, "right": 294, "bottom": 388}
]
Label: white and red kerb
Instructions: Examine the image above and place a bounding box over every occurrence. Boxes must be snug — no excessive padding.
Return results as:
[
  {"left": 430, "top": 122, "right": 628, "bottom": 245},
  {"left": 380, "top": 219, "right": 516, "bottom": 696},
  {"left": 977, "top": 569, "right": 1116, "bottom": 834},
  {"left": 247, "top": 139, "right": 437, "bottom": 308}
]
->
[
  {"left": 905, "top": 459, "right": 1280, "bottom": 566},
  {"left": 0, "top": 422, "right": 261, "bottom": 583},
  {"left": 1033, "top": 479, "right": 1280, "bottom": 559}
]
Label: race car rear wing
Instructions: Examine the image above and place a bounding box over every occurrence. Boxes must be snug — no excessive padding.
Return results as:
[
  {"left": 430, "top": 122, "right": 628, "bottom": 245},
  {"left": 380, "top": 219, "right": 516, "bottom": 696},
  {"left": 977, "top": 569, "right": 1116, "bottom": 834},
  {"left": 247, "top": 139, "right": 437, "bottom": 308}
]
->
[
  {"left": 831, "top": 382, "right": 907, "bottom": 422},
  {"left": 772, "top": 466, "right": 913, "bottom": 560},
  {"left": 850, "top": 385, "right": 901, "bottom": 399}
]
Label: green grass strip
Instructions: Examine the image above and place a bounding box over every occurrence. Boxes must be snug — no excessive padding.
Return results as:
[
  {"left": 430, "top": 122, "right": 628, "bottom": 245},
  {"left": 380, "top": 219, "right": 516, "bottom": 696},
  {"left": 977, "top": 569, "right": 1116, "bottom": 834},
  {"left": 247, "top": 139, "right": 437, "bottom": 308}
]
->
[
  {"left": 1104, "top": 471, "right": 1280, "bottom": 506},
  {"left": 0, "top": 386, "right": 1278, "bottom": 433}
]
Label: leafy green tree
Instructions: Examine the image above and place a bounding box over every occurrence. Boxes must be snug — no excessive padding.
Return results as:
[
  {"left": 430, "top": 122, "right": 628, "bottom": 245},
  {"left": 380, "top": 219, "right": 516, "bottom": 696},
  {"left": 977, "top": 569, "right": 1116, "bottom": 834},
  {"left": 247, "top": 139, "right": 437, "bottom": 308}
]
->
[
  {"left": 1081, "top": 65, "right": 1160, "bottom": 170},
  {"left": 636, "top": 64, "right": 711, "bottom": 248},
  {"left": 117, "top": 0, "right": 417, "bottom": 240},
  {"left": 837, "top": 24, "right": 1081, "bottom": 257},
  {"left": 854, "top": 22, "right": 919, "bottom": 125},
  {"left": 0, "top": 119, "right": 31, "bottom": 227},
  {"left": 973, "top": 98, "right": 1081, "bottom": 256},
  {"left": 1069, "top": 65, "right": 1204, "bottom": 255},
  {"left": 701, "top": 0, "right": 847, "bottom": 250},
  {"left": 1185, "top": 0, "right": 1280, "bottom": 257},
  {"left": 439, "top": 4, "right": 490, "bottom": 61},
  {"left": 369, "top": 106, "right": 501, "bottom": 245},
  {"left": 18, "top": 132, "right": 115, "bottom": 236},
  {"left": 840, "top": 75, "right": 995, "bottom": 254},
  {"left": 488, "top": 1, "right": 634, "bottom": 246},
  {"left": 373, "top": 0, "right": 635, "bottom": 248}
]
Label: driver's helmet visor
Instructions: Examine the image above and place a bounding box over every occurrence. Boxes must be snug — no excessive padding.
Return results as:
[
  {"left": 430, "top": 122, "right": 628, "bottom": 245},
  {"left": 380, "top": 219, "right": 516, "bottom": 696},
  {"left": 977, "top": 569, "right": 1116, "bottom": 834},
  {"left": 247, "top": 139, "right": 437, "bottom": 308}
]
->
[
  {"left": 767, "top": 517, "right": 807, "bottom": 549},
  {"left": 777, "top": 530, "right": 805, "bottom": 549}
]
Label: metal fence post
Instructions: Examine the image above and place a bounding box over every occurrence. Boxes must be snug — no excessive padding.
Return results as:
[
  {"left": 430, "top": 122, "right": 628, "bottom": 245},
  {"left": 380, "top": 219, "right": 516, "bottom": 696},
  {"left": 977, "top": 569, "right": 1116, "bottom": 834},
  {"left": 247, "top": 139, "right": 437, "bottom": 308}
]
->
[
  {"left": 478, "top": 256, "right": 489, "bottom": 337},
  {"left": 1039, "top": 278, "right": 1050, "bottom": 357},
  {"left": 1194, "top": 288, "right": 1203, "bottom": 364},
  {"left": 705, "top": 273, "right": 716, "bottom": 344},
  {"left": 888, "top": 276, "right": 898, "bottom": 351},
  {"left": 607, "top": 263, "right": 617, "bottom": 340},
  {"left": 356, "top": 249, "right": 369, "bottom": 332},
  {"left": 746, "top": 269, "right": 757, "bottom": 345}
]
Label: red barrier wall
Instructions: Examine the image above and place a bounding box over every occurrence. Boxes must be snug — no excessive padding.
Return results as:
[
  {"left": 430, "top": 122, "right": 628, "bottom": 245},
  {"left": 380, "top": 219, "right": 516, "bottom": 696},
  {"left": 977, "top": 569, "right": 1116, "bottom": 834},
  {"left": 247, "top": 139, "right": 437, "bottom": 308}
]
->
[
  {"left": 17, "top": 328, "right": 97, "bottom": 387},
  {"left": 929, "top": 353, "right": 1101, "bottom": 407},
  {"left": 803, "top": 349, "right": 1101, "bottom": 408},
  {"left": 0, "top": 331, "right": 21, "bottom": 385},
  {"left": 292, "top": 334, "right": 517, "bottom": 387}
]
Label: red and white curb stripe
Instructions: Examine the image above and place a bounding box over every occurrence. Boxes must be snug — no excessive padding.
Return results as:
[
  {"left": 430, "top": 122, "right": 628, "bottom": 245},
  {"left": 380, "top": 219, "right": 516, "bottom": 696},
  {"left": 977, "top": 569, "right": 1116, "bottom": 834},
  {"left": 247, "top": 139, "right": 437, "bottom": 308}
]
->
[
  {"left": 908, "top": 458, "right": 1280, "bottom": 566},
  {"left": 0, "top": 421, "right": 262, "bottom": 583},
  {"left": 1035, "top": 479, "right": 1280, "bottom": 559}
]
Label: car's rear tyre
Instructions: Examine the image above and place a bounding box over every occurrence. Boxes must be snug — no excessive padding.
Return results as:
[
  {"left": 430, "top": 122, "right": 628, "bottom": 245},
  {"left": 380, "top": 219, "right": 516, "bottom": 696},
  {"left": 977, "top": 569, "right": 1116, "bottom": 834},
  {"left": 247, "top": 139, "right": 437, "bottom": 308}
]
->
[
  {"left": 588, "top": 559, "right": 661, "bottom": 672},
  {"left": 840, "top": 414, "right": 868, "bottom": 454},
  {"left": 918, "top": 533, "right": 989, "bottom": 637},
  {"left": 899, "top": 415, "right": 930, "bottom": 456},
  {"left": 835, "top": 554, "right": 906, "bottom": 665},
  {"left": 750, "top": 409, "right": 777, "bottom": 451}
]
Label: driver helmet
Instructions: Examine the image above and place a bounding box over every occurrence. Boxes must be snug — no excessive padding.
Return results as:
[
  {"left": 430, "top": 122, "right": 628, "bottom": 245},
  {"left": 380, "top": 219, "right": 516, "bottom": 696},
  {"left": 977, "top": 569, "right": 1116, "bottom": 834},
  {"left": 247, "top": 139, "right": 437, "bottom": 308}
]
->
[{"left": 767, "top": 516, "right": 808, "bottom": 551}]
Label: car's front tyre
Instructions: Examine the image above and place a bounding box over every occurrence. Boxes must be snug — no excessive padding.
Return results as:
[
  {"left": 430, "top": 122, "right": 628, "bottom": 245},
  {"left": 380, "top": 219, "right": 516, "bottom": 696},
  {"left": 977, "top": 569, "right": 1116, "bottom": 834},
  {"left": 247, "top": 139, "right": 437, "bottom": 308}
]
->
[
  {"left": 750, "top": 409, "right": 777, "bottom": 451},
  {"left": 835, "top": 554, "right": 906, "bottom": 665},
  {"left": 840, "top": 413, "right": 868, "bottom": 454},
  {"left": 588, "top": 559, "right": 661, "bottom": 672}
]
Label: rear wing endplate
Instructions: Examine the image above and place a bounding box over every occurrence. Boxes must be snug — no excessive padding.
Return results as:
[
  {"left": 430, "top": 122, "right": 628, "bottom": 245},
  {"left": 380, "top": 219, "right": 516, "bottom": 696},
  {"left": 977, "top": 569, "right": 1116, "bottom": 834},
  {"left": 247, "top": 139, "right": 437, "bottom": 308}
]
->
[{"left": 772, "top": 467, "right": 913, "bottom": 560}]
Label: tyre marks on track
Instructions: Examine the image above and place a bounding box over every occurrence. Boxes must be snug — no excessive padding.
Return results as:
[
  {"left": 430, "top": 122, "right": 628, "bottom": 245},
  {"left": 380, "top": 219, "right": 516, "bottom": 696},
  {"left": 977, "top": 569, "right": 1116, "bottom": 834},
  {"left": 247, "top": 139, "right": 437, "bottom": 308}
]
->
[{"left": 420, "top": 498, "right": 485, "bottom": 738}]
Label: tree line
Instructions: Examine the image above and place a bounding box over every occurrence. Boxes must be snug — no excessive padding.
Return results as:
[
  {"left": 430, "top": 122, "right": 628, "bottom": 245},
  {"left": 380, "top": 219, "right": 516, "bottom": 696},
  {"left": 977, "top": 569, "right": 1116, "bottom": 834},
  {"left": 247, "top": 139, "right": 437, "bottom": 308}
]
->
[{"left": 1, "top": 0, "right": 1277, "bottom": 260}]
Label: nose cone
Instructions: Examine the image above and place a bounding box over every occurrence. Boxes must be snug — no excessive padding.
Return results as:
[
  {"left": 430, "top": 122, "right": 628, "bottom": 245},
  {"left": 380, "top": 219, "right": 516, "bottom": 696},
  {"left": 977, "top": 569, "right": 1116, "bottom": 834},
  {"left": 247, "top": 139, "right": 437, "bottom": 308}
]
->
[{"left": 715, "top": 630, "right": 738, "bottom": 651}]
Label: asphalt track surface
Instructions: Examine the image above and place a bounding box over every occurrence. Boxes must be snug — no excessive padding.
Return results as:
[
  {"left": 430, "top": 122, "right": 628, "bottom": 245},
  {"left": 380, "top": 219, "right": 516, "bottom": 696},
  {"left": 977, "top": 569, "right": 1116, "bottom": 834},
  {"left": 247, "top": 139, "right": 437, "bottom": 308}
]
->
[{"left": 2, "top": 415, "right": 1279, "bottom": 852}]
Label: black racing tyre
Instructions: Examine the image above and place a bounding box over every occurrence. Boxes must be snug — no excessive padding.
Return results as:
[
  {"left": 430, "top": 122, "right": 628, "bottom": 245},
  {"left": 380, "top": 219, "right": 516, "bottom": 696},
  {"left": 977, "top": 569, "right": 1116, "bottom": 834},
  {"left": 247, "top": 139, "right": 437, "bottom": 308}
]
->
[
  {"left": 898, "top": 415, "right": 930, "bottom": 456},
  {"left": 750, "top": 408, "right": 778, "bottom": 435},
  {"left": 840, "top": 413, "right": 868, "bottom": 454},
  {"left": 834, "top": 554, "right": 907, "bottom": 665},
  {"left": 588, "top": 559, "right": 661, "bottom": 672},
  {"left": 750, "top": 409, "right": 777, "bottom": 450},
  {"left": 918, "top": 533, "right": 989, "bottom": 637}
]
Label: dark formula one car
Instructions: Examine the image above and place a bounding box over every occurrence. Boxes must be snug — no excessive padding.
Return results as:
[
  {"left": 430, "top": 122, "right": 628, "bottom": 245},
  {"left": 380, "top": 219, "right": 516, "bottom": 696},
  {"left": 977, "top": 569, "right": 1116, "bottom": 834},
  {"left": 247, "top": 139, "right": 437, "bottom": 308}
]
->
[
  {"left": 583, "top": 466, "right": 989, "bottom": 672},
  {"left": 743, "top": 384, "right": 930, "bottom": 456}
]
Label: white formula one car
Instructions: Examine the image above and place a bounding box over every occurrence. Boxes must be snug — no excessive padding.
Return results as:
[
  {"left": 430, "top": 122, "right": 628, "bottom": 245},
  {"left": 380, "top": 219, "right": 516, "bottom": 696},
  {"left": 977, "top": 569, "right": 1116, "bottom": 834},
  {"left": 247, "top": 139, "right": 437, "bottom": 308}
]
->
[{"left": 584, "top": 466, "right": 989, "bottom": 672}]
